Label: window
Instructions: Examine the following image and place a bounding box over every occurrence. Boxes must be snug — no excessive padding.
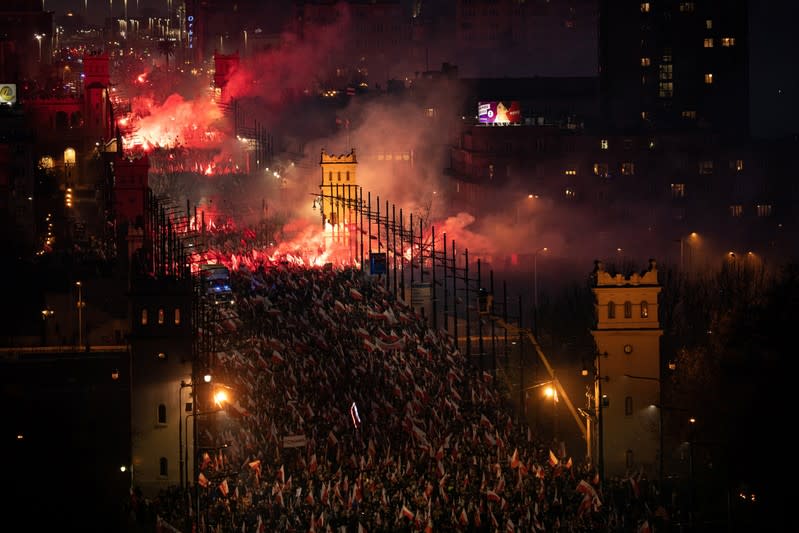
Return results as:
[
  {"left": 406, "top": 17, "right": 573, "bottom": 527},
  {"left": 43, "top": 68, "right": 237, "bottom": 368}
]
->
[
  {"left": 328, "top": 171, "right": 332, "bottom": 181},
  {"left": 729, "top": 204, "right": 743, "bottom": 217},
  {"left": 626, "top": 449, "right": 634, "bottom": 468},
  {"left": 640, "top": 57, "right": 650, "bottom": 67},
  {"left": 640, "top": 301, "right": 649, "bottom": 318},
  {"left": 157, "top": 403, "right": 167, "bottom": 424},
  {"left": 593, "top": 163, "right": 609, "bottom": 177},
  {"left": 706, "top": 19, "right": 713, "bottom": 29},
  {"left": 682, "top": 110, "right": 696, "bottom": 119},
  {"left": 641, "top": 111, "right": 649, "bottom": 120},
  {"left": 658, "top": 64, "right": 673, "bottom": 81},
  {"left": 625, "top": 396, "right": 634, "bottom": 416},
  {"left": 722, "top": 37, "right": 736, "bottom": 47},
  {"left": 346, "top": 171, "right": 350, "bottom": 181},
  {"left": 679, "top": 2, "right": 695, "bottom": 12},
  {"left": 157, "top": 308, "right": 165, "bottom": 325},
  {"left": 658, "top": 81, "right": 673, "bottom": 98},
  {"left": 141, "top": 309, "right": 148, "bottom": 325},
  {"left": 731, "top": 159, "right": 744, "bottom": 172},
  {"left": 704, "top": 73, "right": 714, "bottom": 84},
  {"left": 640, "top": 2, "right": 650, "bottom": 13},
  {"left": 621, "top": 162, "right": 635, "bottom": 176},
  {"left": 608, "top": 302, "right": 616, "bottom": 319},
  {"left": 699, "top": 160, "right": 714, "bottom": 175},
  {"left": 756, "top": 204, "right": 772, "bottom": 217},
  {"left": 703, "top": 38, "right": 713, "bottom": 48},
  {"left": 174, "top": 308, "right": 181, "bottom": 325},
  {"left": 564, "top": 169, "right": 577, "bottom": 176},
  {"left": 624, "top": 301, "right": 632, "bottom": 319},
  {"left": 600, "top": 139, "right": 608, "bottom": 150},
  {"left": 564, "top": 188, "right": 576, "bottom": 199},
  {"left": 623, "top": 139, "right": 633, "bottom": 150},
  {"left": 159, "top": 457, "right": 168, "bottom": 477},
  {"left": 185, "top": 401, "right": 193, "bottom": 413},
  {"left": 671, "top": 183, "right": 686, "bottom": 198},
  {"left": 337, "top": 171, "right": 341, "bottom": 181}
]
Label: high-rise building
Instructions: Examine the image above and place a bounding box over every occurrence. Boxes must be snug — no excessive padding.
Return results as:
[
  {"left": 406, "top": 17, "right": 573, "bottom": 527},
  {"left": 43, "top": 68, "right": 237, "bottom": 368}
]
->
[{"left": 599, "top": 0, "right": 749, "bottom": 135}]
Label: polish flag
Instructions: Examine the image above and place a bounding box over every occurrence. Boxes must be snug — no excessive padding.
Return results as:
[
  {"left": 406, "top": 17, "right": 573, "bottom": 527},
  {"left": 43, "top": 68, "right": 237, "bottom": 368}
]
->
[
  {"left": 549, "top": 450, "right": 559, "bottom": 467},
  {"left": 401, "top": 505, "right": 414, "bottom": 520},
  {"left": 486, "top": 490, "right": 501, "bottom": 502},
  {"left": 219, "top": 479, "right": 229, "bottom": 497},
  {"left": 459, "top": 509, "right": 469, "bottom": 526},
  {"left": 198, "top": 472, "right": 209, "bottom": 487},
  {"left": 309, "top": 454, "right": 318, "bottom": 474},
  {"left": 276, "top": 464, "right": 285, "bottom": 483},
  {"left": 510, "top": 448, "right": 520, "bottom": 469}
]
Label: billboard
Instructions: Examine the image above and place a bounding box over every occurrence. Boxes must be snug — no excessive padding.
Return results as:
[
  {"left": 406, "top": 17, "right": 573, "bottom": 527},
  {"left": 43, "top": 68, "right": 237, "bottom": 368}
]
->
[
  {"left": 478, "top": 101, "right": 521, "bottom": 125},
  {"left": 0, "top": 84, "right": 16, "bottom": 105}
]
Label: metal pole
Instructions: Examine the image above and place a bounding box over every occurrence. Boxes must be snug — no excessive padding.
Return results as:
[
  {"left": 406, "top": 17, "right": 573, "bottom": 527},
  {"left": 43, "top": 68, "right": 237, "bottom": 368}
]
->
[
  {"left": 477, "top": 258, "right": 483, "bottom": 370},
  {"left": 464, "top": 249, "right": 471, "bottom": 360},
  {"left": 76, "top": 281, "right": 83, "bottom": 349},
  {"left": 431, "top": 225, "right": 437, "bottom": 330},
  {"left": 534, "top": 252, "right": 538, "bottom": 338},
  {"left": 490, "top": 270, "right": 496, "bottom": 374},
  {"left": 442, "top": 232, "right": 448, "bottom": 333},
  {"left": 452, "top": 239, "right": 457, "bottom": 350}
]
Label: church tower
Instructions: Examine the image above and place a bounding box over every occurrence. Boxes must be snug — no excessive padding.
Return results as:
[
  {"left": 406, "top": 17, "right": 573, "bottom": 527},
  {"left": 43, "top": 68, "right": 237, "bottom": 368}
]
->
[{"left": 591, "top": 259, "right": 662, "bottom": 479}]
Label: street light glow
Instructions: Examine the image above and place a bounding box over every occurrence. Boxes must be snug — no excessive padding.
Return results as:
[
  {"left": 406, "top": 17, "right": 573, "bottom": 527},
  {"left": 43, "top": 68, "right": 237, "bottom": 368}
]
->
[
  {"left": 203, "top": 374, "right": 212, "bottom": 383},
  {"left": 214, "top": 390, "right": 228, "bottom": 405},
  {"left": 544, "top": 386, "right": 554, "bottom": 398}
]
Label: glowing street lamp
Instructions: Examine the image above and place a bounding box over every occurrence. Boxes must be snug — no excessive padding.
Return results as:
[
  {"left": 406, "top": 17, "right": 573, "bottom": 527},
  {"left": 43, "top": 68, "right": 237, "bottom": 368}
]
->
[{"left": 34, "top": 34, "right": 43, "bottom": 62}]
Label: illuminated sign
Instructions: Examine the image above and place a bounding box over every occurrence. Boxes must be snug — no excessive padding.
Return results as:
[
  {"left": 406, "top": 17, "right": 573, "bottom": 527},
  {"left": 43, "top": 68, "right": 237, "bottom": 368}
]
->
[
  {"left": 478, "top": 101, "right": 521, "bottom": 125},
  {"left": 187, "top": 15, "right": 194, "bottom": 49},
  {"left": 0, "top": 84, "right": 16, "bottom": 105}
]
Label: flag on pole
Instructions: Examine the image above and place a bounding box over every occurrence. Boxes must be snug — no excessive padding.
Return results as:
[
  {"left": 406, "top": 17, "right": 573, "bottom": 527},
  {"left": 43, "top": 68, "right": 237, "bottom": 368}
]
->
[
  {"left": 510, "top": 448, "right": 520, "bottom": 469},
  {"left": 549, "top": 450, "right": 559, "bottom": 467}
]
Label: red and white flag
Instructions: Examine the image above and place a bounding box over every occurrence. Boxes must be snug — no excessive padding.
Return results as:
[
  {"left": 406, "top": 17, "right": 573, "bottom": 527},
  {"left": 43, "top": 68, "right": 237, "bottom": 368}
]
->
[
  {"left": 510, "top": 448, "right": 520, "bottom": 469},
  {"left": 219, "top": 479, "right": 229, "bottom": 497},
  {"left": 198, "top": 472, "right": 209, "bottom": 488},
  {"left": 401, "top": 505, "right": 414, "bottom": 520},
  {"left": 276, "top": 465, "right": 285, "bottom": 483},
  {"left": 309, "top": 453, "right": 318, "bottom": 474},
  {"left": 549, "top": 450, "right": 559, "bottom": 467}
]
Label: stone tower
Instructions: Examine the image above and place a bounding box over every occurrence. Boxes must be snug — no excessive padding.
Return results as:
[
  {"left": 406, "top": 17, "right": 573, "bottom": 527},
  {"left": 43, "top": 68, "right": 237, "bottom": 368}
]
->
[
  {"left": 319, "top": 148, "right": 358, "bottom": 228},
  {"left": 591, "top": 259, "right": 662, "bottom": 479}
]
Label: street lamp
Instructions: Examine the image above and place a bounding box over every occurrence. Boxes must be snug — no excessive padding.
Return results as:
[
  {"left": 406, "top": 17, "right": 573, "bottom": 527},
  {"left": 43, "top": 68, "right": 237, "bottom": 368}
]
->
[
  {"left": 533, "top": 247, "right": 548, "bottom": 337},
  {"left": 178, "top": 379, "right": 194, "bottom": 489},
  {"left": 34, "top": 34, "right": 43, "bottom": 62},
  {"left": 76, "top": 281, "right": 85, "bottom": 348}
]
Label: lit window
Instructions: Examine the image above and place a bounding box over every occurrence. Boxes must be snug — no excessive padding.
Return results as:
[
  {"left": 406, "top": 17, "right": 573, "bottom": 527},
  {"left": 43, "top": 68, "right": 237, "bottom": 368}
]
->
[
  {"left": 659, "top": 81, "right": 673, "bottom": 98},
  {"left": 621, "top": 162, "right": 635, "bottom": 175},
  {"left": 377, "top": 152, "right": 384, "bottom": 161},
  {"left": 662, "top": 49, "right": 672, "bottom": 63},
  {"left": 157, "top": 308, "right": 165, "bottom": 325},
  {"left": 682, "top": 110, "right": 696, "bottom": 119},
  {"left": 671, "top": 183, "right": 686, "bottom": 198},
  {"left": 608, "top": 301, "right": 616, "bottom": 319},
  {"left": 174, "top": 308, "right": 181, "bottom": 325},
  {"left": 640, "top": 2, "right": 651, "bottom": 13},
  {"left": 641, "top": 111, "right": 649, "bottom": 120},
  {"left": 564, "top": 169, "right": 577, "bottom": 176},
  {"left": 600, "top": 139, "right": 609, "bottom": 150},
  {"left": 624, "top": 301, "right": 632, "bottom": 319},
  {"left": 756, "top": 204, "right": 772, "bottom": 217},
  {"left": 703, "top": 38, "right": 713, "bottom": 48},
  {"left": 658, "top": 64, "right": 673, "bottom": 80},
  {"left": 425, "top": 108, "right": 435, "bottom": 118},
  {"left": 593, "top": 163, "right": 609, "bottom": 177},
  {"left": 141, "top": 309, "right": 148, "bottom": 325},
  {"left": 729, "top": 205, "right": 743, "bottom": 217},
  {"left": 706, "top": 19, "right": 713, "bottom": 29},
  {"left": 699, "top": 160, "right": 714, "bottom": 175},
  {"left": 704, "top": 73, "right": 713, "bottom": 84},
  {"left": 641, "top": 57, "right": 651, "bottom": 67},
  {"left": 565, "top": 188, "right": 576, "bottom": 198},
  {"left": 159, "top": 457, "right": 168, "bottom": 477},
  {"left": 625, "top": 396, "right": 633, "bottom": 416},
  {"left": 640, "top": 301, "right": 649, "bottom": 318},
  {"left": 722, "top": 37, "right": 736, "bottom": 47},
  {"left": 679, "top": 2, "right": 695, "bottom": 13},
  {"left": 157, "top": 403, "right": 167, "bottom": 424}
]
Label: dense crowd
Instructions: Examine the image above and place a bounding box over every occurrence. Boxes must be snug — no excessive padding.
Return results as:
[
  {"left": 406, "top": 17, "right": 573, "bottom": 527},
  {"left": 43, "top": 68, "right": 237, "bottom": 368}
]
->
[{"left": 143, "top": 263, "right": 674, "bottom": 532}]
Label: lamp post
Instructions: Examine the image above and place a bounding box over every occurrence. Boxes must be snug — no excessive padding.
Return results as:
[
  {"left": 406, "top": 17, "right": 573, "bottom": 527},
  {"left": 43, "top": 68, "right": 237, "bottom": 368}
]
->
[
  {"left": 178, "top": 380, "right": 194, "bottom": 489},
  {"left": 76, "top": 281, "right": 85, "bottom": 348},
  {"left": 34, "top": 34, "right": 43, "bottom": 62},
  {"left": 532, "top": 247, "right": 548, "bottom": 338}
]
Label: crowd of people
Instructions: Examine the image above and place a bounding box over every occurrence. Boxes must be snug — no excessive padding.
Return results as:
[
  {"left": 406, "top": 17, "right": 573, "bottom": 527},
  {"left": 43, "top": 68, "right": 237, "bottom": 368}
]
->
[{"left": 145, "top": 262, "right": 674, "bottom": 532}]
